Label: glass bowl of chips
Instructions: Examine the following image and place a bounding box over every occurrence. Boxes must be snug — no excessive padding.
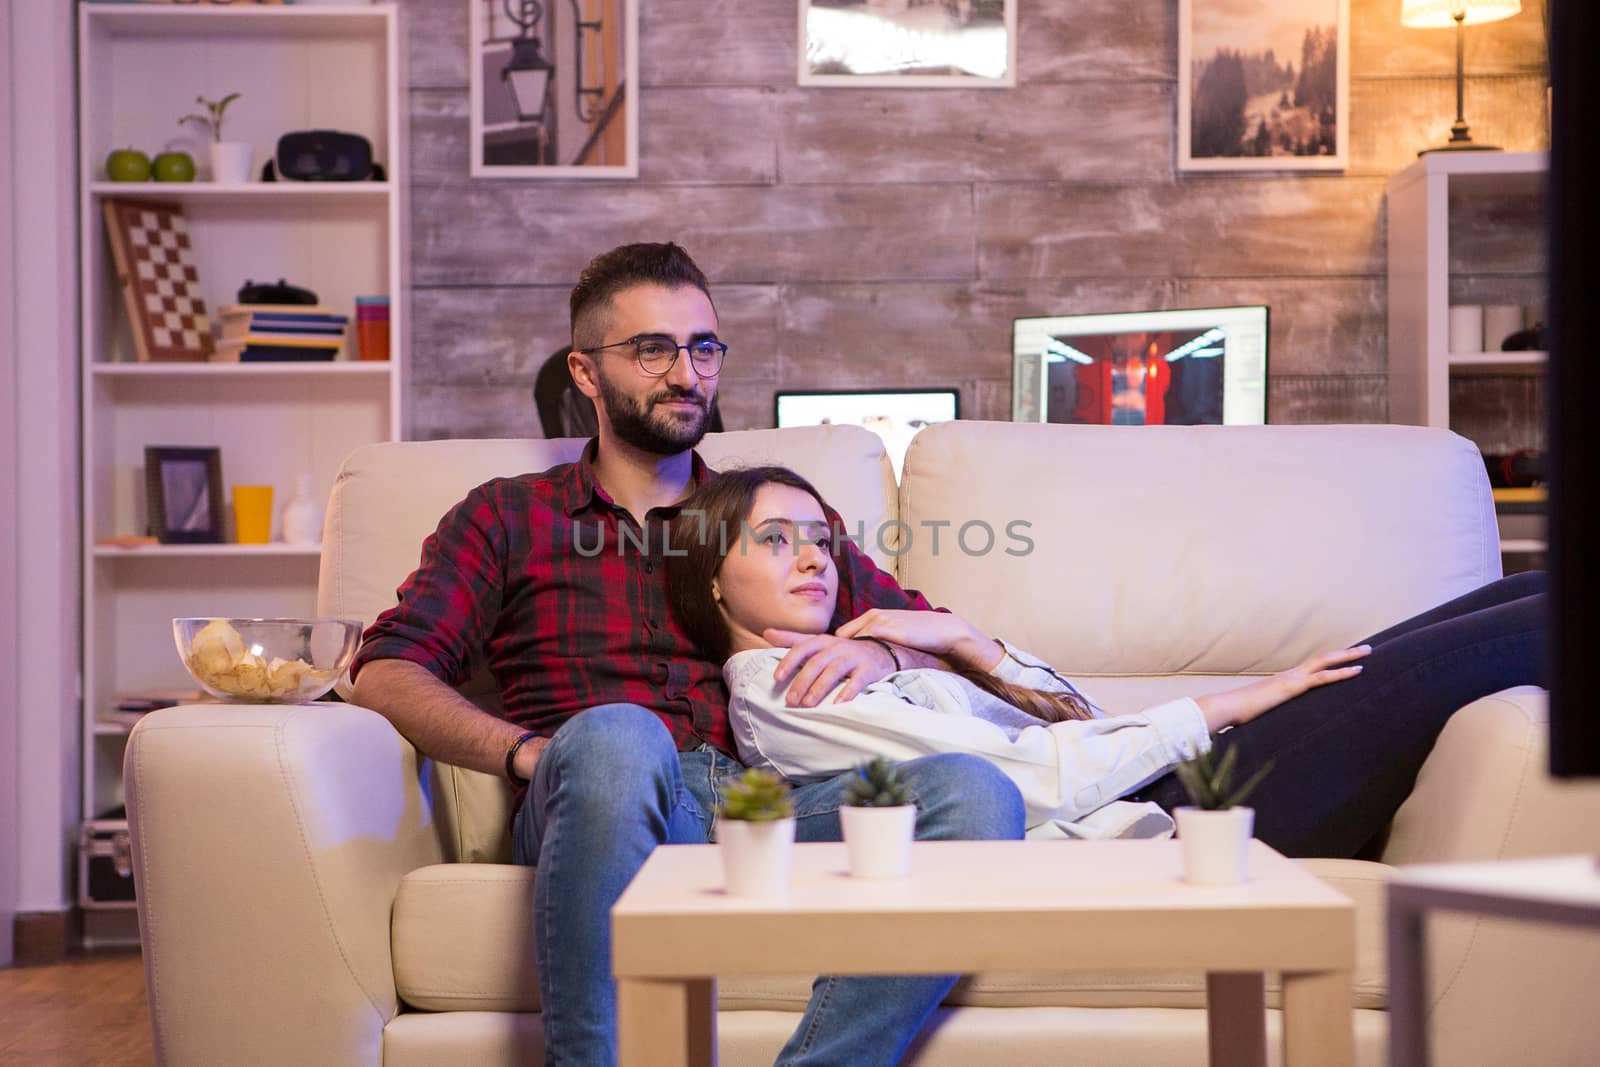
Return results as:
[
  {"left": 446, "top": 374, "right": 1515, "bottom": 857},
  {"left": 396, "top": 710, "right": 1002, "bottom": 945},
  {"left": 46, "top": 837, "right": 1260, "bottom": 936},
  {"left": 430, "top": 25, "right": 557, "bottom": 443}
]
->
[{"left": 173, "top": 618, "right": 363, "bottom": 704}]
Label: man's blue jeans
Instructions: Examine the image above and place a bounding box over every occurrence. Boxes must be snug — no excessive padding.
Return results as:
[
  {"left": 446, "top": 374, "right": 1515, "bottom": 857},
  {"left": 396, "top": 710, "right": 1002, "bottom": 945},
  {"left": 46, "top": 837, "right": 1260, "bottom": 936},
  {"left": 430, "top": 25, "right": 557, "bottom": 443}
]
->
[{"left": 513, "top": 704, "right": 1026, "bottom": 1067}]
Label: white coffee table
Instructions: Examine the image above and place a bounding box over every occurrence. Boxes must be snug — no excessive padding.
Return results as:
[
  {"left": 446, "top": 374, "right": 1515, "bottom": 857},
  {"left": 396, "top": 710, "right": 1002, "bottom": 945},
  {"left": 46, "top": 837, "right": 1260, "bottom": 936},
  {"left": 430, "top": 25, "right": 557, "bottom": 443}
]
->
[
  {"left": 1387, "top": 853, "right": 1600, "bottom": 1066},
  {"left": 612, "top": 839, "right": 1354, "bottom": 1066}
]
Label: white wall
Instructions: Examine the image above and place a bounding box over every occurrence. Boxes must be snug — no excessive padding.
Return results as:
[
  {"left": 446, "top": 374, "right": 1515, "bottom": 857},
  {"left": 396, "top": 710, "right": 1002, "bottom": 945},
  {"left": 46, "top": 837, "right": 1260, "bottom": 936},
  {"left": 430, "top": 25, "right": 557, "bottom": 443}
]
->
[
  {"left": 0, "top": 0, "right": 20, "bottom": 968},
  {"left": 6, "top": 0, "right": 79, "bottom": 927}
]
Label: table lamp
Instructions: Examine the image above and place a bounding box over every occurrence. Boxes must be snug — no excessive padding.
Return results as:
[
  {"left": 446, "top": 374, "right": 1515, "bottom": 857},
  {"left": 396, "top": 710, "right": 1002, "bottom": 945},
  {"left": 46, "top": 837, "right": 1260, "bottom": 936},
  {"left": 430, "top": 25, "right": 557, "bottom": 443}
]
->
[{"left": 1400, "top": 0, "right": 1523, "bottom": 153}]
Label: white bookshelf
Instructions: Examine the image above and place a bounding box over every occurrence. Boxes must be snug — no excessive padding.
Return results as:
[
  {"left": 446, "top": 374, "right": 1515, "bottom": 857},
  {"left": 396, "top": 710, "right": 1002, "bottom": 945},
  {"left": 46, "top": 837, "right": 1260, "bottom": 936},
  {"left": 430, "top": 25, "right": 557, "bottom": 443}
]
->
[
  {"left": 1386, "top": 151, "right": 1547, "bottom": 566},
  {"left": 76, "top": 4, "right": 408, "bottom": 853},
  {"left": 1386, "top": 151, "right": 1548, "bottom": 426}
]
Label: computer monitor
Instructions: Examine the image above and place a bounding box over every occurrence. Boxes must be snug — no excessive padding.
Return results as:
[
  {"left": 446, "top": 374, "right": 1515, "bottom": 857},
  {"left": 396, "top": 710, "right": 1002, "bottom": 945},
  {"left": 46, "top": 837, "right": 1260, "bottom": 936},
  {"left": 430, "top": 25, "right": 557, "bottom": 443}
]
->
[
  {"left": 1012, "top": 306, "right": 1270, "bottom": 425},
  {"left": 774, "top": 388, "right": 960, "bottom": 480}
]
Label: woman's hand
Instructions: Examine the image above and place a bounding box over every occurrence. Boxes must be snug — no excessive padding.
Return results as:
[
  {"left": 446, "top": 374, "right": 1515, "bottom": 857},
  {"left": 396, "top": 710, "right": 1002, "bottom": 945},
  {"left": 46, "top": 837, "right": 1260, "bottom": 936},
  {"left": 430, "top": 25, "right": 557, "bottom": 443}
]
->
[
  {"left": 834, "top": 608, "right": 1005, "bottom": 673},
  {"left": 1195, "top": 644, "right": 1372, "bottom": 733}
]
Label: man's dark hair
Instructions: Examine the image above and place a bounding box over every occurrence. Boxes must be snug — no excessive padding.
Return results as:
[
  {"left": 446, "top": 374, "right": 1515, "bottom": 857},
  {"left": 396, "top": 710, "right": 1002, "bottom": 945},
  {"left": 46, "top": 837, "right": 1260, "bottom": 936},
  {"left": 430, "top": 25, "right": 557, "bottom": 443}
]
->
[{"left": 569, "top": 242, "right": 712, "bottom": 350}]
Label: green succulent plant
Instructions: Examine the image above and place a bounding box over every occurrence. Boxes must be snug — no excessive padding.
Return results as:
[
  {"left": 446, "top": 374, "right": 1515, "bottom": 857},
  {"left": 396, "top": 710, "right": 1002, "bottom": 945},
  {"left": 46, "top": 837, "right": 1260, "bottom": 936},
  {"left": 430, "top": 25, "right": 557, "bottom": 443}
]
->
[
  {"left": 840, "top": 756, "right": 914, "bottom": 808},
  {"left": 717, "top": 769, "right": 794, "bottom": 822},
  {"left": 180, "top": 92, "right": 242, "bottom": 143},
  {"left": 1174, "top": 744, "right": 1273, "bottom": 811}
]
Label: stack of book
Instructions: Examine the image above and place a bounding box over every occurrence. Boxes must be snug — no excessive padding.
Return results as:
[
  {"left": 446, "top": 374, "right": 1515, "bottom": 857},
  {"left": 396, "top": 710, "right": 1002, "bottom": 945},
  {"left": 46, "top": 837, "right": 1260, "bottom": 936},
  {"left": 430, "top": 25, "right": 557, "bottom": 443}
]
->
[{"left": 212, "top": 304, "right": 350, "bottom": 362}]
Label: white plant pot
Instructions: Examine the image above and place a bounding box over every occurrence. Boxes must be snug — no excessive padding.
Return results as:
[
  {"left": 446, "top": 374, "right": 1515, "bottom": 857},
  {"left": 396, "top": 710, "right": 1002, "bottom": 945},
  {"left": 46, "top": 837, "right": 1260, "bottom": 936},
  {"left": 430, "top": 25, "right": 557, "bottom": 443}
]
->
[
  {"left": 718, "top": 817, "right": 796, "bottom": 898},
  {"left": 840, "top": 804, "right": 916, "bottom": 879},
  {"left": 1175, "top": 806, "right": 1255, "bottom": 885},
  {"left": 210, "top": 141, "right": 254, "bottom": 185}
]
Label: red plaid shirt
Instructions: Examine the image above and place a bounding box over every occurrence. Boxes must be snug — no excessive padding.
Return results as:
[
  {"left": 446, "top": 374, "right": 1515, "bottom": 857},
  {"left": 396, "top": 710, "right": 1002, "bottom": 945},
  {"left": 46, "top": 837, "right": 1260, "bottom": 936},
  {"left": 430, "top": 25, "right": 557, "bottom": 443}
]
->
[{"left": 351, "top": 441, "right": 931, "bottom": 757}]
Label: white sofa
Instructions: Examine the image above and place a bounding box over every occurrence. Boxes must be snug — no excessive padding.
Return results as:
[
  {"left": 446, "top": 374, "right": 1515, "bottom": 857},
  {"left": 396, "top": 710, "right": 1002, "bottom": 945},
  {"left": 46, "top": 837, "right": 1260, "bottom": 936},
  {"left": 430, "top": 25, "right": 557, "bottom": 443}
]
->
[{"left": 125, "top": 422, "right": 1600, "bottom": 1066}]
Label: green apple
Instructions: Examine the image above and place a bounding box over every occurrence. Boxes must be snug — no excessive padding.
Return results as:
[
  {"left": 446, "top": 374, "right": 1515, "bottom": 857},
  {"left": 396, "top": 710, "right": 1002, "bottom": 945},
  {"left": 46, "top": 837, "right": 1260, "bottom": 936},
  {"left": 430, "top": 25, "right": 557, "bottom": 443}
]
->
[
  {"left": 106, "top": 147, "right": 151, "bottom": 182},
  {"left": 153, "top": 151, "right": 196, "bottom": 182}
]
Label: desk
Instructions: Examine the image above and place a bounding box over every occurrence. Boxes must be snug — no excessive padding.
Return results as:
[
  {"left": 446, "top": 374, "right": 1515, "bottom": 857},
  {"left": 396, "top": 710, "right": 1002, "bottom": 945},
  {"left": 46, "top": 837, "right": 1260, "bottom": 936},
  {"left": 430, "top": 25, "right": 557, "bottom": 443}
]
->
[
  {"left": 612, "top": 839, "right": 1355, "bottom": 1066},
  {"left": 1387, "top": 853, "right": 1600, "bottom": 1066}
]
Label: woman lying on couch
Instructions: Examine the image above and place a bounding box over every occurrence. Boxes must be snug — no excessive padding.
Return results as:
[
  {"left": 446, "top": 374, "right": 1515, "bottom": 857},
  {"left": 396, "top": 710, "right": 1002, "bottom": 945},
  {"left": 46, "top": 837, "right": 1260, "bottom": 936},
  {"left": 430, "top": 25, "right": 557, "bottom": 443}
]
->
[{"left": 665, "top": 465, "right": 1546, "bottom": 858}]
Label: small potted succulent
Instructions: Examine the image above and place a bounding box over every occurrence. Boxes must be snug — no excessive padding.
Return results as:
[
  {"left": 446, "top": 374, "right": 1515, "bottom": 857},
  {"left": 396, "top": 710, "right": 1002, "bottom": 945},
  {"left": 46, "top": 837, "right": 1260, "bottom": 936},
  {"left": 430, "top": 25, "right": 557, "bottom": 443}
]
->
[
  {"left": 839, "top": 757, "right": 917, "bottom": 879},
  {"left": 716, "top": 769, "right": 796, "bottom": 898},
  {"left": 1173, "top": 744, "right": 1274, "bottom": 885},
  {"left": 180, "top": 92, "right": 251, "bottom": 185}
]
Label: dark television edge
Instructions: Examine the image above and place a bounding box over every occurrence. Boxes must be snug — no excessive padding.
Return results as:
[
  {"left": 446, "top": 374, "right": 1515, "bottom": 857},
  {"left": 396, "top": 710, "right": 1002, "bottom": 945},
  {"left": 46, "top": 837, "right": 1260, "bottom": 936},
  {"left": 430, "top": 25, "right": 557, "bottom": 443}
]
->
[
  {"left": 1547, "top": 0, "right": 1597, "bottom": 777},
  {"left": 1009, "top": 304, "right": 1271, "bottom": 425},
  {"left": 772, "top": 388, "right": 962, "bottom": 427}
]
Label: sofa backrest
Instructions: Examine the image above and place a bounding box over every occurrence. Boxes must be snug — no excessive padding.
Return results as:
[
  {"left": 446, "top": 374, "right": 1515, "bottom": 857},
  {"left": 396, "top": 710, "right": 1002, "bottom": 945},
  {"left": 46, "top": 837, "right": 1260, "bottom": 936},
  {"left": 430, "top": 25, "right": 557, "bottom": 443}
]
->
[
  {"left": 319, "top": 424, "right": 898, "bottom": 633},
  {"left": 321, "top": 420, "right": 1499, "bottom": 861},
  {"left": 897, "top": 422, "right": 1501, "bottom": 712},
  {"left": 319, "top": 424, "right": 897, "bottom": 861}
]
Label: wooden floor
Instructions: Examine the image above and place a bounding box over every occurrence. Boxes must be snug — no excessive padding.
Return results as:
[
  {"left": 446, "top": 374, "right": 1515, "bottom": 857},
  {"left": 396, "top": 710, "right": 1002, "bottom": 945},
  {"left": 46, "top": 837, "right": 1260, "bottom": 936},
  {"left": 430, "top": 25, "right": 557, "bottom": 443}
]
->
[{"left": 0, "top": 951, "right": 153, "bottom": 1066}]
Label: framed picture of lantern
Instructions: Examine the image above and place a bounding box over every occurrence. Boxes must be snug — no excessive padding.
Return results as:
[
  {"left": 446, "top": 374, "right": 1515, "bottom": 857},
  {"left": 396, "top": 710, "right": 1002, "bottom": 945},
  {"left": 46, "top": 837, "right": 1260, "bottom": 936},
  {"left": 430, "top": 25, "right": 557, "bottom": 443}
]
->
[{"left": 469, "top": 0, "right": 639, "bottom": 178}]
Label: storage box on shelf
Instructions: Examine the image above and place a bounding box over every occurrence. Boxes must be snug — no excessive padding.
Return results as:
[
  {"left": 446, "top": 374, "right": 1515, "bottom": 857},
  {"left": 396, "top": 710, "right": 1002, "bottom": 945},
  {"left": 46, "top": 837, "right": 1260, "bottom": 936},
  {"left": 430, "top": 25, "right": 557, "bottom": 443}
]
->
[
  {"left": 1386, "top": 151, "right": 1547, "bottom": 565},
  {"left": 76, "top": 3, "right": 407, "bottom": 926}
]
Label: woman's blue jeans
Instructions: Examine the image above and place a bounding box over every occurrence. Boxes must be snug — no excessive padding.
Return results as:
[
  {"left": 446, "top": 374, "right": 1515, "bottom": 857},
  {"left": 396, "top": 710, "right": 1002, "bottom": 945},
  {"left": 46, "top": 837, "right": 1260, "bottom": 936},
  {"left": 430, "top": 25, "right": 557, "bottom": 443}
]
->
[
  {"left": 1138, "top": 570, "right": 1547, "bottom": 857},
  {"left": 513, "top": 704, "right": 1026, "bottom": 1067}
]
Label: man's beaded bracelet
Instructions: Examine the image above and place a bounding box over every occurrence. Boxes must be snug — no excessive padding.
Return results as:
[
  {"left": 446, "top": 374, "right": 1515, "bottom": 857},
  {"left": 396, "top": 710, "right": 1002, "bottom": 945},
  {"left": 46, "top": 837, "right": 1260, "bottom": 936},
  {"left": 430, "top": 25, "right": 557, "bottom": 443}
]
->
[{"left": 505, "top": 730, "right": 539, "bottom": 786}]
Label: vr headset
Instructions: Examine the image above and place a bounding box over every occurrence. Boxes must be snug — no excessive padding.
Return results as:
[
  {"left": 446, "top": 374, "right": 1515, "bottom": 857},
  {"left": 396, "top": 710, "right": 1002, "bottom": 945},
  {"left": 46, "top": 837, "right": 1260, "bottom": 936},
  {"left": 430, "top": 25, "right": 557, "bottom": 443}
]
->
[{"left": 262, "top": 130, "right": 386, "bottom": 182}]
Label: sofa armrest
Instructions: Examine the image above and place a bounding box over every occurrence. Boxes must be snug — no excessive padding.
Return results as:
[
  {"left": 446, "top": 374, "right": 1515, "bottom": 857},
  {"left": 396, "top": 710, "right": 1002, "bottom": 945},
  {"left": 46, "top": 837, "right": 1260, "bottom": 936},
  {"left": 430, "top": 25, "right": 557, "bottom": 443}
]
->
[
  {"left": 125, "top": 703, "right": 444, "bottom": 1067},
  {"left": 1378, "top": 687, "right": 1600, "bottom": 1065},
  {"left": 1381, "top": 687, "right": 1600, "bottom": 866}
]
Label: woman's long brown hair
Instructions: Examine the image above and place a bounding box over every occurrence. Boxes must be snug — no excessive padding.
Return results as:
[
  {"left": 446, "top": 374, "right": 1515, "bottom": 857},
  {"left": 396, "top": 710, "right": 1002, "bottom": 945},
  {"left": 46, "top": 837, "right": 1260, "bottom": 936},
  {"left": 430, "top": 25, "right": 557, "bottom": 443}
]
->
[{"left": 666, "top": 466, "right": 1095, "bottom": 723}]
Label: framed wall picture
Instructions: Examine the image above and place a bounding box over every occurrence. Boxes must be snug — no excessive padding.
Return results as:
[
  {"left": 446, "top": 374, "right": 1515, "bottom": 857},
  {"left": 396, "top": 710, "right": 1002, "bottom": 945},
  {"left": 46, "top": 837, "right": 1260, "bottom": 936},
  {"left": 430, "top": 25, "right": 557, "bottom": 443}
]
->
[
  {"left": 798, "top": 1, "right": 1017, "bottom": 89},
  {"left": 469, "top": 0, "right": 639, "bottom": 178},
  {"left": 1178, "top": 0, "right": 1349, "bottom": 171},
  {"left": 144, "top": 446, "right": 225, "bottom": 544},
  {"left": 1011, "top": 306, "right": 1271, "bottom": 426}
]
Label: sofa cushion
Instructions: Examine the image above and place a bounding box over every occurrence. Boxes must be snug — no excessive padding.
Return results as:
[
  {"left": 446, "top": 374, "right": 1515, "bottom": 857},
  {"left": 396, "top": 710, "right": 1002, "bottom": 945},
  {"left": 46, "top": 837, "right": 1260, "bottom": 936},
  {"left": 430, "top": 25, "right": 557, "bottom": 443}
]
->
[
  {"left": 897, "top": 423, "right": 1500, "bottom": 677},
  {"left": 391, "top": 857, "right": 1391, "bottom": 1014}
]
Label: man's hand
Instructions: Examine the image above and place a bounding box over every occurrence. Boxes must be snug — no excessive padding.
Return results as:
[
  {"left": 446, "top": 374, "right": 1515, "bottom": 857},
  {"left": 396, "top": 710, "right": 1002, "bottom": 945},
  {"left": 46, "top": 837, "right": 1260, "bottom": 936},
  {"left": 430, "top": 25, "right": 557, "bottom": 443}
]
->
[
  {"left": 764, "top": 630, "right": 898, "bottom": 707},
  {"left": 513, "top": 734, "right": 553, "bottom": 784}
]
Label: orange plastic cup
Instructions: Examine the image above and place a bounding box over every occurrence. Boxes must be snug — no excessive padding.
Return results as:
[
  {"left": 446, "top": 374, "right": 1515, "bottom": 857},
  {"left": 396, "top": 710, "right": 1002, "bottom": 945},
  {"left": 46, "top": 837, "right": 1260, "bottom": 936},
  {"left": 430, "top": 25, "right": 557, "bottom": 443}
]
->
[{"left": 232, "top": 485, "right": 274, "bottom": 544}]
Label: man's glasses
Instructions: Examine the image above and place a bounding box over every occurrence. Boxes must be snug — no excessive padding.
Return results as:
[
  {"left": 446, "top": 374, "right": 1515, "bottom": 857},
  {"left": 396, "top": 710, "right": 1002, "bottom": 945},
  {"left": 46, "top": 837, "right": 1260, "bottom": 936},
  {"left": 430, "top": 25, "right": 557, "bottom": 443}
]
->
[{"left": 587, "top": 334, "right": 727, "bottom": 377}]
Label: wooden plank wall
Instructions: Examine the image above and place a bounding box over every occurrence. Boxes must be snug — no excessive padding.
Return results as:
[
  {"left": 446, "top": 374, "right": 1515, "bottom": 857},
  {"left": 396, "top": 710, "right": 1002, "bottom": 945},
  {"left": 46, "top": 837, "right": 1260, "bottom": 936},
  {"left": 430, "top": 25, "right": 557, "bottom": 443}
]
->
[{"left": 403, "top": 0, "right": 1549, "bottom": 440}]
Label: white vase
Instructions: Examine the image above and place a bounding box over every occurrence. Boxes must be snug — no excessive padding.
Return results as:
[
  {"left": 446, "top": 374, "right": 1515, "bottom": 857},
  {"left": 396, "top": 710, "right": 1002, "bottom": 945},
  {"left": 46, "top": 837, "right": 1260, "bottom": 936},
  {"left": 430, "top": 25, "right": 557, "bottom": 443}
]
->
[
  {"left": 1175, "top": 806, "right": 1255, "bottom": 885},
  {"left": 280, "top": 473, "right": 323, "bottom": 546},
  {"left": 840, "top": 804, "right": 916, "bottom": 879},
  {"left": 210, "top": 141, "right": 254, "bottom": 184},
  {"left": 718, "top": 817, "right": 796, "bottom": 898}
]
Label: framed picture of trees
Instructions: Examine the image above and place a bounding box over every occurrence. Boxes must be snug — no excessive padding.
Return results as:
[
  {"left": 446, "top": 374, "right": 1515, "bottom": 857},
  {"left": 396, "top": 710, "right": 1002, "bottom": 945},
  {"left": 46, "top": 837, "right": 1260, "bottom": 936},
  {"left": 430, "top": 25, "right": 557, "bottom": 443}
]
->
[{"left": 1178, "top": 0, "right": 1349, "bottom": 171}]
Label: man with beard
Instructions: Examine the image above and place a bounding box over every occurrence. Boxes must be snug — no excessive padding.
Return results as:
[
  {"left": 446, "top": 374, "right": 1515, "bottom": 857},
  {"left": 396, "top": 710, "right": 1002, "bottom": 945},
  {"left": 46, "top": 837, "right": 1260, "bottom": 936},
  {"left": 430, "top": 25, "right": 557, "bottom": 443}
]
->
[{"left": 349, "top": 243, "right": 1024, "bottom": 1066}]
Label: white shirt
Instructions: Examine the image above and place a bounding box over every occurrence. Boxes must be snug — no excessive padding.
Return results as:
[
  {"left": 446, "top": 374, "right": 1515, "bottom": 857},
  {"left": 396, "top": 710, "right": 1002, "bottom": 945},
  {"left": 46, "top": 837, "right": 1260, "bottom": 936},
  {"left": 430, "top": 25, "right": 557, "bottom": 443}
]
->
[{"left": 722, "top": 641, "right": 1214, "bottom": 840}]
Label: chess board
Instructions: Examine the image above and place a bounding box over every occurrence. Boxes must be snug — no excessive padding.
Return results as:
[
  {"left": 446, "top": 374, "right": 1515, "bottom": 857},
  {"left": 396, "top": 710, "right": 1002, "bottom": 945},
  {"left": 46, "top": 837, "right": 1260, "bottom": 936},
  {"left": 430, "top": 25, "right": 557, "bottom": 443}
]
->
[{"left": 103, "top": 199, "right": 214, "bottom": 362}]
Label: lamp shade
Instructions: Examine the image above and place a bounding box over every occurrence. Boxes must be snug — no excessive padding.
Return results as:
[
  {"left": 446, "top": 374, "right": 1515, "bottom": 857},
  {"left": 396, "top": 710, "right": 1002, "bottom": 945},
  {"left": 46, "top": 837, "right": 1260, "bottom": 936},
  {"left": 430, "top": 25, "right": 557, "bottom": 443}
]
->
[{"left": 1400, "top": 1, "right": 1522, "bottom": 29}]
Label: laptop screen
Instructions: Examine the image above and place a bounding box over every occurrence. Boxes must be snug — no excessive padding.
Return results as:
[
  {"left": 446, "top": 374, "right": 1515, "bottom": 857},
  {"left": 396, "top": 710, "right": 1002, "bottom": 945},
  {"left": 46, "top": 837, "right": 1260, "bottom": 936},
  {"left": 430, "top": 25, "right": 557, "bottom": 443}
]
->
[{"left": 774, "top": 389, "right": 960, "bottom": 480}]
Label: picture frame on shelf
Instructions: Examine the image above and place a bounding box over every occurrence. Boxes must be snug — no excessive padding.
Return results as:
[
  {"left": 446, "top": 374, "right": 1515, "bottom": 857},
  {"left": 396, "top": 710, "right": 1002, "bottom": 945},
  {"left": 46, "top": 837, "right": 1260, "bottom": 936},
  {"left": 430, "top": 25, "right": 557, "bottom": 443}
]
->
[
  {"left": 469, "top": 0, "right": 639, "bottom": 178},
  {"left": 1178, "top": 0, "right": 1349, "bottom": 172},
  {"left": 144, "top": 446, "right": 225, "bottom": 545},
  {"left": 798, "top": 0, "right": 1018, "bottom": 89}
]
